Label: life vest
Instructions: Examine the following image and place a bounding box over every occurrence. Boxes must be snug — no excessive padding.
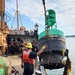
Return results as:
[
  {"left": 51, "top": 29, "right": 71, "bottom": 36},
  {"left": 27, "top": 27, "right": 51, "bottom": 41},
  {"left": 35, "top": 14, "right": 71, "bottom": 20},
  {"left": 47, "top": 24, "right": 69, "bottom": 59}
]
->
[{"left": 23, "top": 50, "right": 34, "bottom": 64}]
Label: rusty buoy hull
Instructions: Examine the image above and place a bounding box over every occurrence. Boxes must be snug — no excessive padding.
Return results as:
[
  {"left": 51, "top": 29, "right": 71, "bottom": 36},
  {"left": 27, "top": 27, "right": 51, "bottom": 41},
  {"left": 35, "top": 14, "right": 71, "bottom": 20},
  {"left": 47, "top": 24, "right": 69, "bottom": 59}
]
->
[{"left": 38, "top": 35, "right": 67, "bottom": 70}]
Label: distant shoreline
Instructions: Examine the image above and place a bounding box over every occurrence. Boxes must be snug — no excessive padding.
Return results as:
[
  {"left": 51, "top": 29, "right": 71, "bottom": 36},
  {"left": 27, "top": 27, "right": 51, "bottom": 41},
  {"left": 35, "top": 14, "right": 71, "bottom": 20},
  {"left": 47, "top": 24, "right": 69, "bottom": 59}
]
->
[{"left": 65, "top": 35, "right": 75, "bottom": 37}]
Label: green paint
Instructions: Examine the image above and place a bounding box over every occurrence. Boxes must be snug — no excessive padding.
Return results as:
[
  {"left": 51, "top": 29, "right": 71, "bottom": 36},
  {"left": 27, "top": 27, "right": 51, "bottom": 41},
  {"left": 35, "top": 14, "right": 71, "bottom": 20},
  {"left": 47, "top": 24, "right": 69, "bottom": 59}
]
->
[
  {"left": 0, "top": 56, "right": 8, "bottom": 75},
  {"left": 38, "top": 29, "right": 65, "bottom": 40},
  {"left": 45, "top": 9, "right": 56, "bottom": 27}
]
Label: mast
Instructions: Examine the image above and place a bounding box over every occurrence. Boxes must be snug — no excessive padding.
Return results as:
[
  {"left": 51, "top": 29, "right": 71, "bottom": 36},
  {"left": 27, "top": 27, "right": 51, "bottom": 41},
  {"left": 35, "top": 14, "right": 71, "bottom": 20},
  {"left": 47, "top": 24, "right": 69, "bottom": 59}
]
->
[
  {"left": 16, "top": 0, "right": 19, "bottom": 30},
  {"left": 11, "top": 0, "right": 23, "bottom": 33}
]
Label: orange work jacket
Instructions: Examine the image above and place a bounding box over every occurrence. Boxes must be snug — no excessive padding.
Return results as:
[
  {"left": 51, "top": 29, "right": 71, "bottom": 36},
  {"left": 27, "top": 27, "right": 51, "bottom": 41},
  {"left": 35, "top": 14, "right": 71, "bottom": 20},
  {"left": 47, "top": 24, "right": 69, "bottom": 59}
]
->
[{"left": 22, "top": 50, "right": 34, "bottom": 64}]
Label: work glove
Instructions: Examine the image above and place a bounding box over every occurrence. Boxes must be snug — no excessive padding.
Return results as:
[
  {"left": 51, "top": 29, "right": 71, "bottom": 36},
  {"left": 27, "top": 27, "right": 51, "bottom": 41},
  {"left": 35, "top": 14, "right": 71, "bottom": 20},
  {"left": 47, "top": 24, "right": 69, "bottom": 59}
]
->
[
  {"left": 61, "top": 49, "right": 65, "bottom": 56},
  {"left": 42, "top": 45, "right": 47, "bottom": 50}
]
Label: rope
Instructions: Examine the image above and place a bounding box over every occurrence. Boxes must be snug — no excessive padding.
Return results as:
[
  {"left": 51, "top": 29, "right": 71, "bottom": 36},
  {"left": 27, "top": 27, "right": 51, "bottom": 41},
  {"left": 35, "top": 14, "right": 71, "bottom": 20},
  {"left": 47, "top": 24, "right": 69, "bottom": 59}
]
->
[
  {"left": 10, "top": 10, "right": 23, "bottom": 30},
  {"left": 4, "top": 13, "right": 11, "bottom": 22},
  {"left": 11, "top": 11, "right": 17, "bottom": 29}
]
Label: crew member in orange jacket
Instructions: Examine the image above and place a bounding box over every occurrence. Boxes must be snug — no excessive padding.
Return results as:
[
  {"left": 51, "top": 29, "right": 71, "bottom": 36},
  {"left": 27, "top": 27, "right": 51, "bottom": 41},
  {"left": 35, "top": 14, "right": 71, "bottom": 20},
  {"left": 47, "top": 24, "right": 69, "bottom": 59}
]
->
[{"left": 21, "top": 42, "right": 47, "bottom": 75}]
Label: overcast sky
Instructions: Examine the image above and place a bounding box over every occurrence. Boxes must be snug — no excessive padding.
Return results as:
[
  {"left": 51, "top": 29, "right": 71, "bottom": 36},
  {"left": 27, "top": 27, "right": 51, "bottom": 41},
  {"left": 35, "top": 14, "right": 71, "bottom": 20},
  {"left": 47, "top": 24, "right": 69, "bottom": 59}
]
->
[{"left": 5, "top": 0, "right": 75, "bottom": 35}]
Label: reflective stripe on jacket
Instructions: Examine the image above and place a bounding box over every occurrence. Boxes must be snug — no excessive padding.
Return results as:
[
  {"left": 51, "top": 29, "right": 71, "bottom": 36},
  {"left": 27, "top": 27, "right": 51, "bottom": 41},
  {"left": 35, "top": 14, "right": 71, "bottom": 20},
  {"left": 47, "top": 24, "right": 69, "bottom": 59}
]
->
[{"left": 23, "top": 50, "right": 34, "bottom": 64}]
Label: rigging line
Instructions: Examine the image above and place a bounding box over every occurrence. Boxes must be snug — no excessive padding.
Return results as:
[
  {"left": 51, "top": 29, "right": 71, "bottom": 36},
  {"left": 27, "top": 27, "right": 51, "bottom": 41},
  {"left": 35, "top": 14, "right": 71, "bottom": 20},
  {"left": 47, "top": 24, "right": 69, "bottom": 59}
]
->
[
  {"left": 11, "top": 11, "right": 17, "bottom": 28},
  {"left": 4, "top": 13, "right": 11, "bottom": 22},
  {"left": 18, "top": 11, "right": 23, "bottom": 26},
  {"left": 11, "top": 10, "right": 23, "bottom": 29}
]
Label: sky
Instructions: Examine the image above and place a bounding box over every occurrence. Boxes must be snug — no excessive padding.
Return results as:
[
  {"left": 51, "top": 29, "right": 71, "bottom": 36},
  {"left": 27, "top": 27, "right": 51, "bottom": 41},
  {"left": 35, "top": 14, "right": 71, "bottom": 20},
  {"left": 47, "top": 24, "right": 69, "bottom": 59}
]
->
[{"left": 5, "top": 0, "right": 75, "bottom": 35}]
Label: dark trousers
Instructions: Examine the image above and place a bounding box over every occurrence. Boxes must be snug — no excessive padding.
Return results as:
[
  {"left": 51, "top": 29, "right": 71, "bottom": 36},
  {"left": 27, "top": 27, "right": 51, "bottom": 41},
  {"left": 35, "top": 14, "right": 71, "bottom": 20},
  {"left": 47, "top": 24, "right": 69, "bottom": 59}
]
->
[{"left": 23, "top": 63, "right": 34, "bottom": 75}]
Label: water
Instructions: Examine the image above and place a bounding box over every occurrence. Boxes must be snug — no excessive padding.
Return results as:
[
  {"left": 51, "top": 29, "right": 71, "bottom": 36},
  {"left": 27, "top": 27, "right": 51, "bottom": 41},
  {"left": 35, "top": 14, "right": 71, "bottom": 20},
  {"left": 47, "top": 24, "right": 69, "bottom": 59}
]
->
[{"left": 46, "top": 37, "right": 75, "bottom": 75}]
